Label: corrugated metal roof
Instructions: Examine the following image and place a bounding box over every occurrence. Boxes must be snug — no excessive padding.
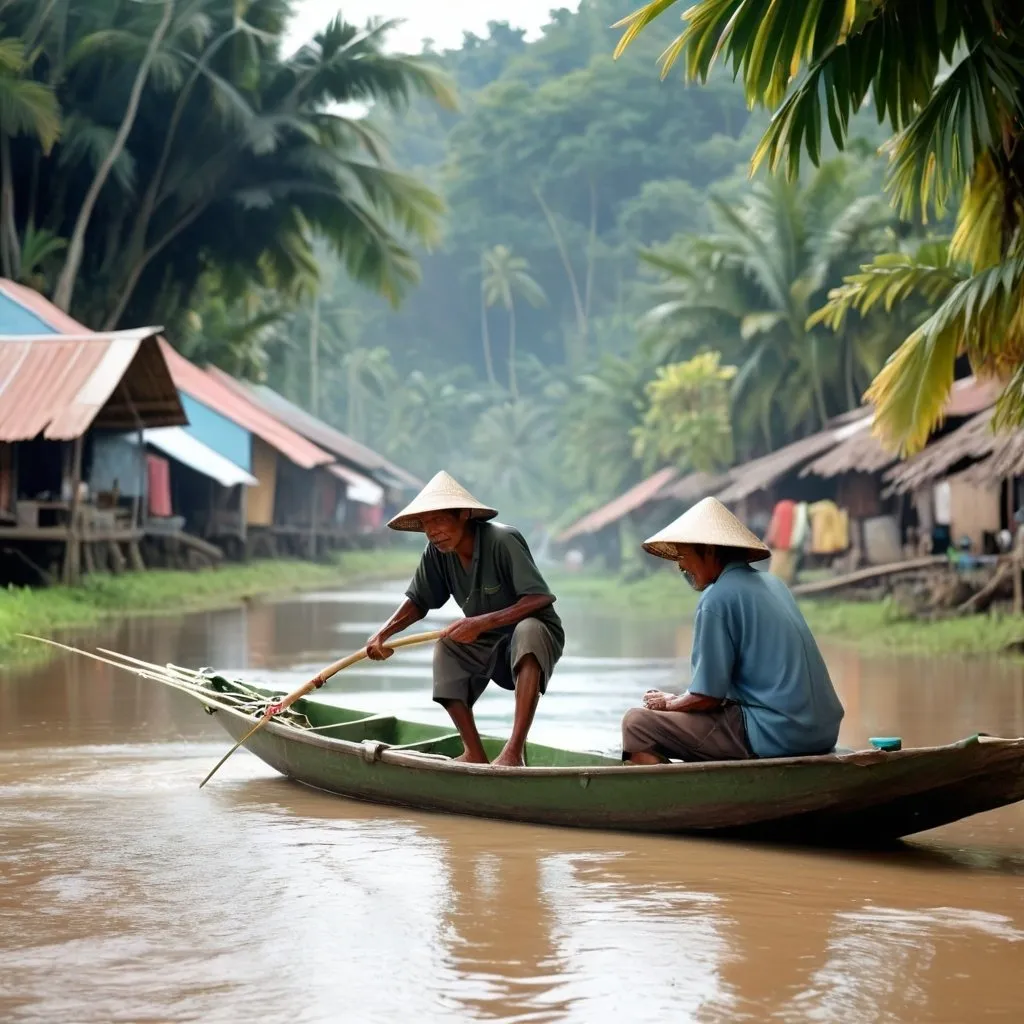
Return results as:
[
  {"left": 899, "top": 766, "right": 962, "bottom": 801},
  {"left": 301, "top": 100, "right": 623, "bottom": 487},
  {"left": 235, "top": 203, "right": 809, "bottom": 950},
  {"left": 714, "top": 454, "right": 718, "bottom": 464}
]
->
[
  {"left": 144, "top": 427, "right": 257, "bottom": 488},
  {"left": 0, "top": 331, "right": 185, "bottom": 440},
  {"left": 0, "top": 278, "right": 88, "bottom": 334},
  {"left": 328, "top": 462, "right": 384, "bottom": 506},
  {"left": 557, "top": 467, "right": 679, "bottom": 543},
  {"left": 244, "top": 381, "right": 421, "bottom": 489},
  {"left": 160, "top": 343, "right": 332, "bottom": 471}
]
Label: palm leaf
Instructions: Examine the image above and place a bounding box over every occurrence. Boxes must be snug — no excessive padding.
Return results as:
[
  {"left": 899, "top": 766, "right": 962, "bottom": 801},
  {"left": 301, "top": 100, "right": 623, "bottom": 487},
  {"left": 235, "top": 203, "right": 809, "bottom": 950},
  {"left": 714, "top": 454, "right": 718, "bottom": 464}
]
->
[
  {"left": 0, "top": 74, "right": 60, "bottom": 152},
  {"left": 57, "top": 114, "right": 136, "bottom": 193},
  {"left": 866, "top": 255, "right": 1024, "bottom": 453}
]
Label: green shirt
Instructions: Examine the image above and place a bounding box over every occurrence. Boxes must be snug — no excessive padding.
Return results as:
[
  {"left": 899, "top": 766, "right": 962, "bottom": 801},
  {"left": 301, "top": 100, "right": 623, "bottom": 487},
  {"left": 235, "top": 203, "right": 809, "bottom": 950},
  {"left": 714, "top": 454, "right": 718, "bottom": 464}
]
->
[{"left": 405, "top": 522, "right": 564, "bottom": 650}]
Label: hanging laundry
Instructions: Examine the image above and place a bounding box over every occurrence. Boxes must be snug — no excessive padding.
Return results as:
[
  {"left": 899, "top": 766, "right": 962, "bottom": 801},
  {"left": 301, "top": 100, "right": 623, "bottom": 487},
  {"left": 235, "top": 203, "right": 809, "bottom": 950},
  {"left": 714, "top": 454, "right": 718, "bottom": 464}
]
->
[
  {"left": 764, "top": 500, "right": 796, "bottom": 550},
  {"left": 808, "top": 500, "right": 849, "bottom": 554},
  {"left": 146, "top": 454, "right": 172, "bottom": 518},
  {"left": 791, "top": 502, "right": 810, "bottom": 551},
  {"left": 933, "top": 480, "right": 952, "bottom": 526}
]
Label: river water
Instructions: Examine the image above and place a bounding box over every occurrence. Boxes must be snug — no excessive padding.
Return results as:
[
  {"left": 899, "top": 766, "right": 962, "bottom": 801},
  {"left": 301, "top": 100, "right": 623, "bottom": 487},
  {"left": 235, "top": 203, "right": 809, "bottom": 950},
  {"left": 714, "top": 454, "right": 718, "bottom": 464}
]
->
[{"left": 2, "top": 582, "right": 1023, "bottom": 1023}]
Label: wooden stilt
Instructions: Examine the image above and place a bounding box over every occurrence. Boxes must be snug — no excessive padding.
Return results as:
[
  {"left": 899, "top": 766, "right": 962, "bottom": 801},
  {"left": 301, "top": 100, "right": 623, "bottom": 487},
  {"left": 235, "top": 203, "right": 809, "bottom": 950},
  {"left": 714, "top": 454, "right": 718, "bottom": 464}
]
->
[
  {"left": 128, "top": 540, "right": 145, "bottom": 572},
  {"left": 107, "top": 540, "right": 126, "bottom": 574},
  {"left": 62, "top": 436, "right": 85, "bottom": 586}
]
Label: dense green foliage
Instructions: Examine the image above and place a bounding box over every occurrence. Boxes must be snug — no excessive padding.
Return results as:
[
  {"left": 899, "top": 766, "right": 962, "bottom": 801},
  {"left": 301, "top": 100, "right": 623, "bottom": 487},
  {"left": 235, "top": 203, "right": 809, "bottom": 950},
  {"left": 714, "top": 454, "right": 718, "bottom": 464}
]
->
[
  {"left": 618, "top": 0, "right": 1024, "bottom": 455},
  {"left": 0, "top": 0, "right": 451, "bottom": 329},
  {"left": 238, "top": 1, "right": 902, "bottom": 529},
  {"left": 3, "top": 0, "right": 923, "bottom": 536}
]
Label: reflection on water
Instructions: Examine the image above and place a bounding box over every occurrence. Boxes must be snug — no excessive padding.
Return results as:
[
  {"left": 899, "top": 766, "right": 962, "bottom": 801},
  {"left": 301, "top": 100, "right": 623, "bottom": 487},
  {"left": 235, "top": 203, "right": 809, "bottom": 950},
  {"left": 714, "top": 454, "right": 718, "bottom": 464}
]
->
[{"left": 1, "top": 581, "right": 1024, "bottom": 1023}]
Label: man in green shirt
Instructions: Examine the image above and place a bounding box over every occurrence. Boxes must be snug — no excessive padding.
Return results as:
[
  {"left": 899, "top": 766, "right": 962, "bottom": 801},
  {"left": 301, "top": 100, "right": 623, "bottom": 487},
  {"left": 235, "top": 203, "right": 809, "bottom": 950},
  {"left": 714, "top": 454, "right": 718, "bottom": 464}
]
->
[{"left": 365, "top": 471, "right": 563, "bottom": 767}]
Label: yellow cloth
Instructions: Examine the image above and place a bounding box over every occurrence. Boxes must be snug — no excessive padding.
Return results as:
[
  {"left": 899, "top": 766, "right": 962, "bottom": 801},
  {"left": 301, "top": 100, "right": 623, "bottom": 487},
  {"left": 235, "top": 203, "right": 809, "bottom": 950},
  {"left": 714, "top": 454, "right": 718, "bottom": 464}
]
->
[{"left": 808, "top": 500, "right": 849, "bottom": 555}]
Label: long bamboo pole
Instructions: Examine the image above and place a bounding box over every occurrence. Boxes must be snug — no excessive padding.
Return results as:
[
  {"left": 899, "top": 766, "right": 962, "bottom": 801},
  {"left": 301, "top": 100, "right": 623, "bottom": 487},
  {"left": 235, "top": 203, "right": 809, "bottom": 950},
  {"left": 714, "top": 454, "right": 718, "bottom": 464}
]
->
[{"left": 198, "top": 629, "right": 444, "bottom": 788}]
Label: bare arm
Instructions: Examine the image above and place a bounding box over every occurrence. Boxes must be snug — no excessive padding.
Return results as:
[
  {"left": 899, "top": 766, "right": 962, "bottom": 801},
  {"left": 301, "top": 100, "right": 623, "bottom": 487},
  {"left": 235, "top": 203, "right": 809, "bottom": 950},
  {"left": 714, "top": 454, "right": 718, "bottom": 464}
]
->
[
  {"left": 643, "top": 689, "right": 723, "bottom": 713},
  {"left": 445, "top": 594, "right": 555, "bottom": 644},
  {"left": 366, "top": 598, "right": 427, "bottom": 660}
]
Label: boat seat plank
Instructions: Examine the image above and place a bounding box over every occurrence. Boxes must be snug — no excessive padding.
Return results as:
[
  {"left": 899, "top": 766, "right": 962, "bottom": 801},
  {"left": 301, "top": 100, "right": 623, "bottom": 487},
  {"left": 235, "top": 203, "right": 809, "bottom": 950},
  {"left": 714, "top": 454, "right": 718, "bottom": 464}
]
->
[
  {"left": 312, "top": 714, "right": 397, "bottom": 742},
  {"left": 389, "top": 733, "right": 462, "bottom": 752}
]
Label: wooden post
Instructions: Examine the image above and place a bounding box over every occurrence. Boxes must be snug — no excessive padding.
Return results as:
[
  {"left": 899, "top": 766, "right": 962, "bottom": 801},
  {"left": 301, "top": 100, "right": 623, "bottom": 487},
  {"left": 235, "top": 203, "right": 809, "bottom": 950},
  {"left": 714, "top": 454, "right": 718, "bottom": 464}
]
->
[
  {"left": 131, "top": 423, "right": 143, "bottom": 532},
  {"left": 62, "top": 435, "right": 84, "bottom": 585},
  {"left": 308, "top": 471, "right": 319, "bottom": 561},
  {"left": 309, "top": 298, "right": 320, "bottom": 416},
  {"left": 239, "top": 483, "right": 248, "bottom": 558}
]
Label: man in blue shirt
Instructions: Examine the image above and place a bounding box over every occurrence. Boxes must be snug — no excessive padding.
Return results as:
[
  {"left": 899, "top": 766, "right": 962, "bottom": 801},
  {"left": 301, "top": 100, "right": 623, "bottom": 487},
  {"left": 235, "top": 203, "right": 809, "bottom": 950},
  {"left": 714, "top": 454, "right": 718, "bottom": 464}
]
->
[{"left": 621, "top": 497, "right": 844, "bottom": 764}]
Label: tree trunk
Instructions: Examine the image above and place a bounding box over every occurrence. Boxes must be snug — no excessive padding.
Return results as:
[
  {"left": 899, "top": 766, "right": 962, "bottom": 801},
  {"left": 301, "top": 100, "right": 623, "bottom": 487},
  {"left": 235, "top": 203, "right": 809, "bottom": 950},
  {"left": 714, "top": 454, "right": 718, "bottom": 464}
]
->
[
  {"left": 582, "top": 177, "right": 598, "bottom": 365},
  {"left": 844, "top": 335, "right": 857, "bottom": 410},
  {"left": 508, "top": 301, "right": 518, "bottom": 399},
  {"left": 117, "top": 26, "right": 238, "bottom": 311},
  {"left": 0, "top": 134, "right": 20, "bottom": 279},
  {"left": 101, "top": 197, "right": 210, "bottom": 329},
  {"left": 309, "top": 298, "right": 320, "bottom": 415},
  {"left": 53, "top": 0, "right": 175, "bottom": 312},
  {"left": 480, "top": 274, "right": 496, "bottom": 385},
  {"left": 808, "top": 335, "right": 829, "bottom": 426},
  {"left": 534, "top": 187, "right": 587, "bottom": 361}
]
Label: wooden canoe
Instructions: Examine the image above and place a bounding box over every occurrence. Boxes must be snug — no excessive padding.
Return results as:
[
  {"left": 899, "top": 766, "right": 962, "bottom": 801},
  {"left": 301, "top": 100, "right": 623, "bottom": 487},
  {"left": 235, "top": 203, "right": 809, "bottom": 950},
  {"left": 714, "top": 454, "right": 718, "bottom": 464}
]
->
[{"left": 193, "top": 674, "right": 1024, "bottom": 845}]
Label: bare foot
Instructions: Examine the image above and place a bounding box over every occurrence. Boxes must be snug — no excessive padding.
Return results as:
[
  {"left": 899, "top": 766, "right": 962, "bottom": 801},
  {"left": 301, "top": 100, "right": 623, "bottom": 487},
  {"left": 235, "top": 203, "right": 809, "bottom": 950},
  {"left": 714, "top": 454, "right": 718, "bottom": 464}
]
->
[
  {"left": 454, "top": 750, "right": 489, "bottom": 764},
  {"left": 491, "top": 746, "right": 525, "bottom": 768}
]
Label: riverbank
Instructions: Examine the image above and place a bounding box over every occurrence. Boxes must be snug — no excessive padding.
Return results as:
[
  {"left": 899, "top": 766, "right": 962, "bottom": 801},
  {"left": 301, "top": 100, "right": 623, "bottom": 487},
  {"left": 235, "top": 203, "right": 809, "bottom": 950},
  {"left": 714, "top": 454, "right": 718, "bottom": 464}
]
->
[
  {"left": 549, "top": 567, "right": 1024, "bottom": 657},
  {"left": 0, "top": 548, "right": 420, "bottom": 666}
]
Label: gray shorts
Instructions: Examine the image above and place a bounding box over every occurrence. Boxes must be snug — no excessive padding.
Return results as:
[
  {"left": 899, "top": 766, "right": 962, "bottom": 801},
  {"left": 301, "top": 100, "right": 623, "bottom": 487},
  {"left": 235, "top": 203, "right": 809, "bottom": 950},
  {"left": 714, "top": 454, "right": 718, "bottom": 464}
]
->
[
  {"left": 621, "top": 702, "right": 753, "bottom": 761},
  {"left": 432, "top": 617, "right": 560, "bottom": 707}
]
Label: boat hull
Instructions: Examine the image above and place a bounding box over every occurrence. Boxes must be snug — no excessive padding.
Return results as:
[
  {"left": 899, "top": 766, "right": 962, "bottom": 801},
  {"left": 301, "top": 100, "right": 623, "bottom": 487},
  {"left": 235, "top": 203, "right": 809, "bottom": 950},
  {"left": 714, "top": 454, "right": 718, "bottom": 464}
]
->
[{"left": 212, "top": 708, "right": 1024, "bottom": 844}]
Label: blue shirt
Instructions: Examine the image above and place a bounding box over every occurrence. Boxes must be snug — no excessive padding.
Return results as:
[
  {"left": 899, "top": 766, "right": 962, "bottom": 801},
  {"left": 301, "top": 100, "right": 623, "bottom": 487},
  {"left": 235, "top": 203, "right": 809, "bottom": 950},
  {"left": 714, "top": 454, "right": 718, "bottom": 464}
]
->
[{"left": 688, "top": 563, "right": 844, "bottom": 758}]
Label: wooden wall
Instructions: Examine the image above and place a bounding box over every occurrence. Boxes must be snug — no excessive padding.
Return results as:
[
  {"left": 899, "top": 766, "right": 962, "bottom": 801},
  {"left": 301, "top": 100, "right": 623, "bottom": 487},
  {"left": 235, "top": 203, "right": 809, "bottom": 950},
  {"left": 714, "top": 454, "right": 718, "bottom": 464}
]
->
[{"left": 246, "top": 438, "right": 276, "bottom": 526}]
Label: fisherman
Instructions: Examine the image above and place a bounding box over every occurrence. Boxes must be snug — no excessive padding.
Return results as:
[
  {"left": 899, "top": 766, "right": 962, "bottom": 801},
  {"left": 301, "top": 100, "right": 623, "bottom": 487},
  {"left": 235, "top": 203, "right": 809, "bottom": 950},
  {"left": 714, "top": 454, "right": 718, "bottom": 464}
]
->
[
  {"left": 621, "top": 497, "right": 844, "bottom": 765},
  {"left": 365, "top": 471, "right": 563, "bottom": 767}
]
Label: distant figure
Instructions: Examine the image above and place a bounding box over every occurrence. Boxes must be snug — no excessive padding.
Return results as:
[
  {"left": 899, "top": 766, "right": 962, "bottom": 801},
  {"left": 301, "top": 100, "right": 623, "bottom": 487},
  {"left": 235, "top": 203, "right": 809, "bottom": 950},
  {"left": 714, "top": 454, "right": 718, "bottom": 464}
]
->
[
  {"left": 621, "top": 498, "right": 844, "bottom": 764},
  {"left": 365, "top": 471, "right": 563, "bottom": 767}
]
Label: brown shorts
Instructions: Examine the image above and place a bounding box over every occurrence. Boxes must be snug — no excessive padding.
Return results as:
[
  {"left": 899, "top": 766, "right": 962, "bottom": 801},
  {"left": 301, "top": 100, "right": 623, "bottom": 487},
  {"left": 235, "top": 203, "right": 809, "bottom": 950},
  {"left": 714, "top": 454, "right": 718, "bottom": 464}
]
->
[
  {"left": 431, "top": 617, "right": 560, "bottom": 707},
  {"left": 621, "top": 702, "right": 754, "bottom": 761}
]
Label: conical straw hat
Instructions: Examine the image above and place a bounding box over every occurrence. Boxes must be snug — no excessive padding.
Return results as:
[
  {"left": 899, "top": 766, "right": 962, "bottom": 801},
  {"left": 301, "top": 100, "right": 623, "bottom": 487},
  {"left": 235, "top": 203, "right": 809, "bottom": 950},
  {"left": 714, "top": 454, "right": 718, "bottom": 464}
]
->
[
  {"left": 387, "top": 471, "right": 498, "bottom": 532},
  {"left": 643, "top": 497, "right": 769, "bottom": 562}
]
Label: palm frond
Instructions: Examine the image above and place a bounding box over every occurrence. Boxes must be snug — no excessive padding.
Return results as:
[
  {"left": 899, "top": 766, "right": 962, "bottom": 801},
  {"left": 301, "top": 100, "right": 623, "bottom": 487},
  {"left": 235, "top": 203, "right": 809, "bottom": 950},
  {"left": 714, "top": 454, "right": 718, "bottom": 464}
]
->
[
  {"left": 57, "top": 113, "right": 136, "bottom": 193},
  {"left": 809, "top": 245, "right": 965, "bottom": 332},
  {"left": 866, "top": 255, "right": 1024, "bottom": 453},
  {"left": 882, "top": 42, "right": 1018, "bottom": 222},
  {"left": 0, "top": 74, "right": 60, "bottom": 151}
]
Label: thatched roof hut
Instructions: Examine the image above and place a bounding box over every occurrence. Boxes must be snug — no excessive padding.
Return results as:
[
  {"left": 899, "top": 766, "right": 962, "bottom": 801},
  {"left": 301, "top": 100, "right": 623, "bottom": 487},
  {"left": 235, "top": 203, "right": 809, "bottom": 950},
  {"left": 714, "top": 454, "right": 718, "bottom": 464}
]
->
[{"left": 882, "top": 408, "right": 1000, "bottom": 495}]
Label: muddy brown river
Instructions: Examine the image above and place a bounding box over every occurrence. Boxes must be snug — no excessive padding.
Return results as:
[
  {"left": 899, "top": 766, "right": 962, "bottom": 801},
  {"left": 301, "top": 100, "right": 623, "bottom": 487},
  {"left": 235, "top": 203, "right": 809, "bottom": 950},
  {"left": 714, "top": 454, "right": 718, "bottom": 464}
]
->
[{"left": 2, "top": 582, "right": 1023, "bottom": 1023}]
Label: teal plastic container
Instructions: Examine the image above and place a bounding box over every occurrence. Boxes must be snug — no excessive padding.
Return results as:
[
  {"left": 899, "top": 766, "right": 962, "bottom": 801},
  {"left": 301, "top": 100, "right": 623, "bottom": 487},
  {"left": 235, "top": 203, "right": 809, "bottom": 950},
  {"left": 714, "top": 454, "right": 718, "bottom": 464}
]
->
[{"left": 869, "top": 736, "right": 902, "bottom": 751}]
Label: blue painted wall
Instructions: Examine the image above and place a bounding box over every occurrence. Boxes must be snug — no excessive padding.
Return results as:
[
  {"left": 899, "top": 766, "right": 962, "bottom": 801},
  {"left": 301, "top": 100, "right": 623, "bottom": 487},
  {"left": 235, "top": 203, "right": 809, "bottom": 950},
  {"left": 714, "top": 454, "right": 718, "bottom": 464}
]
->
[
  {"left": 179, "top": 393, "right": 251, "bottom": 471},
  {"left": 0, "top": 292, "right": 58, "bottom": 335}
]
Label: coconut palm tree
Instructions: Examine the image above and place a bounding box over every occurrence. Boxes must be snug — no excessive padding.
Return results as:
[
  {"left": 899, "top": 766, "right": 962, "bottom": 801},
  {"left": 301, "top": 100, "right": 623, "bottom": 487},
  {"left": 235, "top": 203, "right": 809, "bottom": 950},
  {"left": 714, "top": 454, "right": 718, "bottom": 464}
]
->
[
  {"left": 614, "top": 0, "right": 1024, "bottom": 453},
  {"left": 0, "top": 1, "right": 454, "bottom": 330},
  {"left": 637, "top": 160, "right": 895, "bottom": 454},
  {"left": 0, "top": 34, "right": 60, "bottom": 278},
  {"left": 481, "top": 244, "right": 547, "bottom": 398}
]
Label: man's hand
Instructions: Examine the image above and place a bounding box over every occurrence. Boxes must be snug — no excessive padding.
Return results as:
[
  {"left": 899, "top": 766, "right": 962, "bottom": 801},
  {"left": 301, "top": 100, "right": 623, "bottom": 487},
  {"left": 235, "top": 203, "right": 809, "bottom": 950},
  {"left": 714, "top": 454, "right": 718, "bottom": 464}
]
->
[
  {"left": 444, "top": 616, "right": 488, "bottom": 645},
  {"left": 642, "top": 689, "right": 676, "bottom": 711},
  {"left": 365, "top": 632, "right": 395, "bottom": 661}
]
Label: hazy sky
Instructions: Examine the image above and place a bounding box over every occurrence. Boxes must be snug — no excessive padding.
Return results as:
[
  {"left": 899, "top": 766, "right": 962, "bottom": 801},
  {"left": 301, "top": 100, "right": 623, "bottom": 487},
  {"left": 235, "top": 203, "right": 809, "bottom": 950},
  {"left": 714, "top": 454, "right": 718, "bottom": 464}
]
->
[{"left": 285, "top": 1, "right": 583, "bottom": 53}]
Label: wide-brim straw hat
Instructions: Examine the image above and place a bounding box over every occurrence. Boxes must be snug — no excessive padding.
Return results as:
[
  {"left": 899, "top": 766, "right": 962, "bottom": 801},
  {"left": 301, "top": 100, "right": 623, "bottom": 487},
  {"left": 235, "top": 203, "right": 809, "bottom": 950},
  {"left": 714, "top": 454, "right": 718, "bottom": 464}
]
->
[
  {"left": 643, "top": 496, "right": 770, "bottom": 562},
  {"left": 387, "top": 470, "right": 498, "bottom": 532}
]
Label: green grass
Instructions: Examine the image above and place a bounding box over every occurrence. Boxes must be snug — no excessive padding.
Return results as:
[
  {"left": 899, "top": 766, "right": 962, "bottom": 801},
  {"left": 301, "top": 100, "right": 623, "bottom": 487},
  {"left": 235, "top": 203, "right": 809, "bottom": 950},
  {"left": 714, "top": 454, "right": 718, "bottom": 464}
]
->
[
  {"left": 0, "top": 548, "right": 420, "bottom": 666},
  {"left": 548, "top": 567, "right": 1024, "bottom": 657}
]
